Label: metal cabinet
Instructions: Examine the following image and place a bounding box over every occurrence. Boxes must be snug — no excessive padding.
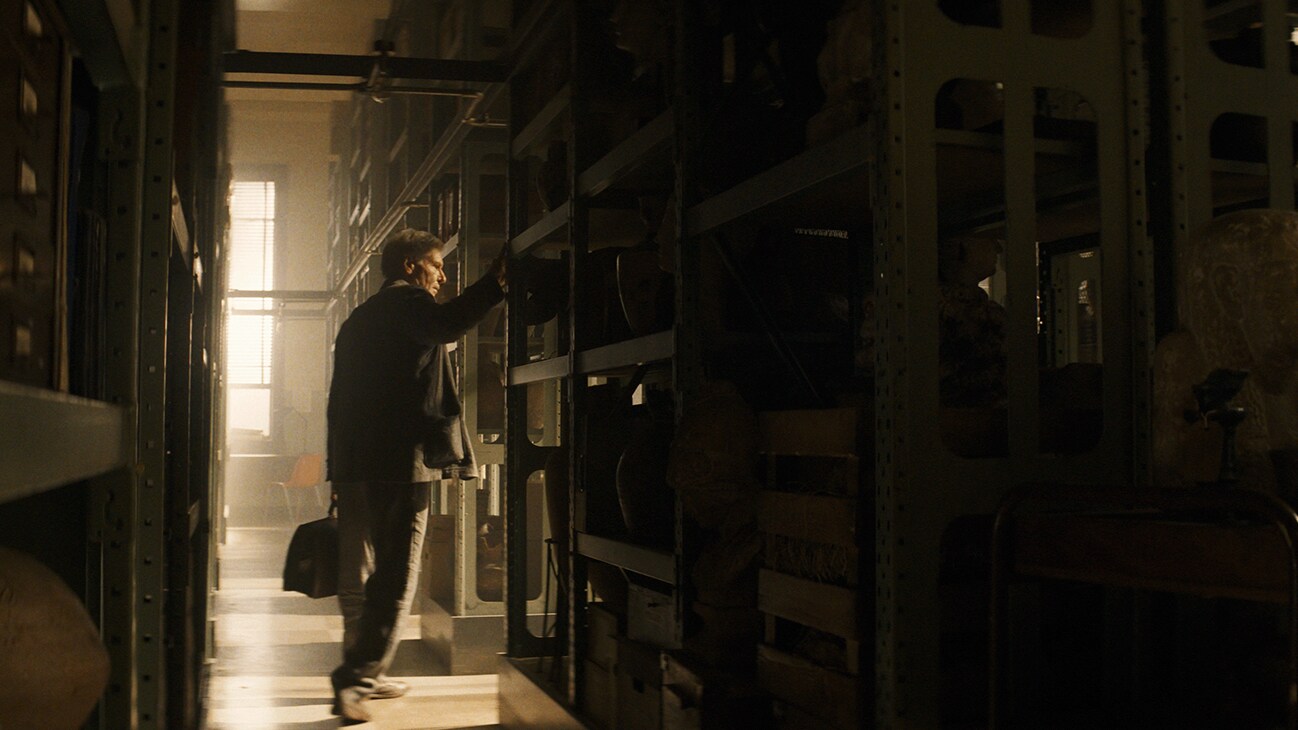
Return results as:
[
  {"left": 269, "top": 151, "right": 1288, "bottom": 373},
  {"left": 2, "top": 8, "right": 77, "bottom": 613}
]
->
[{"left": 1, "top": 0, "right": 228, "bottom": 728}]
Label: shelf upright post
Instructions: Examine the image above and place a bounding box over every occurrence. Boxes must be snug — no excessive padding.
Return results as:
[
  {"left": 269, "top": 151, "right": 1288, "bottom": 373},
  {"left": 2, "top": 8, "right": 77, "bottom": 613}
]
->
[
  {"left": 90, "top": 78, "right": 146, "bottom": 730},
  {"left": 86, "top": 0, "right": 182, "bottom": 725},
  {"left": 455, "top": 141, "right": 489, "bottom": 622},
  {"left": 671, "top": 0, "right": 704, "bottom": 655},
  {"left": 563, "top": 0, "right": 598, "bottom": 707},
  {"left": 504, "top": 2, "right": 571, "bottom": 662},
  {"left": 1121, "top": 0, "right": 1154, "bottom": 493},
  {"left": 504, "top": 81, "right": 530, "bottom": 657},
  {"left": 443, "top": 139, "right": 513, "bottom": 628},
  {"left": 163, "top": 226, "right": 194, "bottom": 730},
  {"left": 136, "top": 0, "right": 182, "bottom": 725}
]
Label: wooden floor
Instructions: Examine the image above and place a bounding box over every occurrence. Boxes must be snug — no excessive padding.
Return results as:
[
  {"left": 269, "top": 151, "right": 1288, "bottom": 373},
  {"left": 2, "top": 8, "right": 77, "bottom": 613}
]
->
[{"left": 205, "top": 526, "right": 501, "bottom": 729}]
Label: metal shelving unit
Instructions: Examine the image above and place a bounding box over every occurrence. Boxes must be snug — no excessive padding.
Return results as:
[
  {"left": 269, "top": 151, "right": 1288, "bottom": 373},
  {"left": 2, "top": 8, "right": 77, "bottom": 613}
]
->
[
  {"left": 502, "top": 2, "right": 692, "bottom": 727},
  {"left": 0, "top": 383, "right": 128, "bottom": 502},
  {"left": 0, "top": 1, "right": 229, "bottom": 728},
  {"left": 6, "top": 0, "right": 1279, "bottom": 727},
  {"left": 684, "top": 123, "right": 873, "bottom": 236},
  {"left": 871, "top": 2, "right": 1150, "bottom": 725},
  {"left": 493, "top": 0, "right": 1151, "bottom": 727},
  {"left": 509, "top": 200, "right": 570, "bottom": 256}
]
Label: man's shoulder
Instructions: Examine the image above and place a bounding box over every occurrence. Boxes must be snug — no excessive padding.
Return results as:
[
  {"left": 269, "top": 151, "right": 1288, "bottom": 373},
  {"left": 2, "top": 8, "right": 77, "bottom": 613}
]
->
[{"left": 351, "top": 284, "right": 433, "bottom": 315}]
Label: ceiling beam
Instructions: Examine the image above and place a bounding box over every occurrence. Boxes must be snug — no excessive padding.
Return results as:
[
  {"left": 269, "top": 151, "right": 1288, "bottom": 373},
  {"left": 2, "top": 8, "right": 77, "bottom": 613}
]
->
[{"left": 222, "top": 50, "right": 507, "bottom": 82}]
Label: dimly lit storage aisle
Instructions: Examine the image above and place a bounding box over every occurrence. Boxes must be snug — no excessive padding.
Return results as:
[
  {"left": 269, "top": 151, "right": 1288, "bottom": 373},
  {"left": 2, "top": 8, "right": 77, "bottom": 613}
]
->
[
  {"left": 0, "top": 0, "right": 229, "bottom": 728},
  {"left": 492, "top": 1, "right": 1155, "bottom": 729}
]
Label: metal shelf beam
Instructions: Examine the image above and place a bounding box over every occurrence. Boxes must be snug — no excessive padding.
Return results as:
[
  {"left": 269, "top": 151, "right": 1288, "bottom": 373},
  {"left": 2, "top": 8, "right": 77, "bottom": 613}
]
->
[
  {"left": 576, "top": 532, "right": 676, "bottom": 585},
  {"left": 511, "top": 85, "right": 571, "bottom": 160},
  {"left": 509, "top": 201, "right": 569, "bottom": 256},
  {"left": 226, "top": 289, "right": 332, "bottom": 301},
  {"left": 222, "top": 50, "right": 507, "bottom": 82},
  {"left": 575, "top": 330, "right": 674, "bottom": 374},
  {"left": 507, "top": 355, "right": 571, "bottom": 386},
  {"left": 576, "top": 108, "right": 673, "bottom": 198},
  {"left": 0, "top": 383, "right": 128, "bottom": 504},
  {"left": 685, "top": 124, "right": 872, "bottom": 236}
]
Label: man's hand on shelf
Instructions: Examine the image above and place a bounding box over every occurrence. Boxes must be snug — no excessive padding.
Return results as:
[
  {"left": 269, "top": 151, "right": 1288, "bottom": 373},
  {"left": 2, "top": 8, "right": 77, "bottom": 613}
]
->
[{"left": 489, "top": 242, "right": 509, "bottom": 292}]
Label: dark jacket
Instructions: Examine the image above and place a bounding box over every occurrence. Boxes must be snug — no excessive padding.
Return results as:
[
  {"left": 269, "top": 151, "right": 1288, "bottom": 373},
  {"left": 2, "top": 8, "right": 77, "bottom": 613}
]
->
[{"left": 327, "top": 275, "right": 504, "bottom": 483}]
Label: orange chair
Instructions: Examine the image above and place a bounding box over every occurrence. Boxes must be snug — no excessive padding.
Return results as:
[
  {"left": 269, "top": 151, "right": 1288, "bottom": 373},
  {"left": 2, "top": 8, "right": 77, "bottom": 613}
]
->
[{"left": 274, "top": 453, "right": 325, "bottom": 523}]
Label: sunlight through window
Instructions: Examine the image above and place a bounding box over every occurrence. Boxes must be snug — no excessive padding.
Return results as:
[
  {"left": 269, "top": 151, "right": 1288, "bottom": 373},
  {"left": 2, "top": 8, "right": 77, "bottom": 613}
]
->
[{"left": 226, "top": 180, "right": 277, "bottom": 437}]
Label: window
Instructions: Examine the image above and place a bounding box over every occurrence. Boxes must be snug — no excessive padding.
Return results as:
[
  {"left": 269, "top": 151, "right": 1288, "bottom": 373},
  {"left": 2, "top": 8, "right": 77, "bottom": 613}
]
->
[{"left": 226, "top": 180, "right": 277, "bottom": 437}]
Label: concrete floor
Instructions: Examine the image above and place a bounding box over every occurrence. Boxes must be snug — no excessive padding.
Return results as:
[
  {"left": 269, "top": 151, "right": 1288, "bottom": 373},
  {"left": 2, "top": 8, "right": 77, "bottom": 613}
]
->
[{"left": 205, "top": 526, "right": 500, "bottom": 729}]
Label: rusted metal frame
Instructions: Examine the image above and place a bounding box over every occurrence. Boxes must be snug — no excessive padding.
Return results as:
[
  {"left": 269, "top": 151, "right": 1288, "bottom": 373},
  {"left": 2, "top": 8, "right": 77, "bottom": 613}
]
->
[
  {"left": 669, "top": 0, "right": 701, "bottom": 669},
  {"left": 869, "top": 0, "right": 905, "bottom": 721},
  {"left": 452, "top": 139, "right": 514, "bottom": 619},
  {"left": 135, "top": 0, "right": 181, "bottom": 725},
  {"left": 1126, "top": 0, "right": 1157, "bottom": 490},
  {"left": 163, "top": 231, "right": 195, "bottom": 730},
  {"left": 565, "top": 0, "right": 594, "bottom": 706},
  {"left": 222, "top": 79, "right": 485, "bottom": 97},
  {"left": 877, "top": 3, "right": 1145, "bottom": 726},
  {"left": 1173, "top": 0, "right": 1298, "bottom": 258},
  {"left": 91, "top": 80, "right": 145, "bottom": 730},
  {"left": 504, "top": 0, "right": 571, "bottom": 661},
  {"left": 989, "top": 483, "right": 1298, "bottom": 729}
]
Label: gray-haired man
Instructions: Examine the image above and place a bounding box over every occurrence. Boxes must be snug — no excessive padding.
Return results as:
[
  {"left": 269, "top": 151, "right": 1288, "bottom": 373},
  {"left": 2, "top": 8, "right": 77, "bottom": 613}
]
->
[{"left": 326, "top": 228, "right": 506, "bottom": 722}]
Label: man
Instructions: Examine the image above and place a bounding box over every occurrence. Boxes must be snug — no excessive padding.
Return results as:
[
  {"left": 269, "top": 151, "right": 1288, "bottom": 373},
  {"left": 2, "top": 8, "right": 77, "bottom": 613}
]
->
[{"left": 326, "top": 228, "right": 506, "bottom": 722}]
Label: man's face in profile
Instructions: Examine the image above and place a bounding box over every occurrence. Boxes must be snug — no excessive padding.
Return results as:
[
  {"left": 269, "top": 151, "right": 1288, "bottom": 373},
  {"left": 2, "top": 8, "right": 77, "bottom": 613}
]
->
[{"left": 408, "top": 248, "right": 447, "bottom": 297}]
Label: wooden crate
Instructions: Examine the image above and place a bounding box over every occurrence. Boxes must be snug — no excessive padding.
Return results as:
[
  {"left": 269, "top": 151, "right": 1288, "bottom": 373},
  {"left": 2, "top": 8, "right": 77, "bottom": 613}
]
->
[
  {"left": 758, "top": 408, "right": 863, "bottom": 458},
  {"left": 757, "top": 644, "right": 858, "bottom": 730},
  {"left": 615, "top": 637, "right": 663, "bottom": 730},
  {"left": 757, "top": 569, "right": 859, "bottom": 642},
  {"left": 759, "top": 491, "right": 859, "bottom": 587},
  {"left": 582, "top": 658, "right": 617, "bottom": 729},
  {"left": 754, "top": 407, "right": 869, "bottom": 728},
  {"left": 627, "top": 581, "right": 678, "bottom": 649},
  {"left": 587, "top": 601, "right": 621, "bottom": 670}
]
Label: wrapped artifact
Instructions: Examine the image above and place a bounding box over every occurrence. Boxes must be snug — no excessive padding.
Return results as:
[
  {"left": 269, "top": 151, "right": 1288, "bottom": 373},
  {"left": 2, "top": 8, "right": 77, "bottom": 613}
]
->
[
  {"left": 806, "top": 0, "right": 872, "bottom": 147},
  {"left": 0, "top": 547, "right": 110, "bottom": 730},
  {"left": 666, "top": 380, "right": 761, "bottom": 528},
  {"left": 1153, "top": 209, "right": 1298, "bottom": 497}
]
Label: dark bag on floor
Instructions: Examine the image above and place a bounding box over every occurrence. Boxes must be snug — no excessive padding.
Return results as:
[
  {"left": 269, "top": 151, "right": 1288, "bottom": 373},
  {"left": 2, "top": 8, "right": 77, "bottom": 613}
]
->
[{"left": 283, "top": 501, "right": 338, "bottom": 598}]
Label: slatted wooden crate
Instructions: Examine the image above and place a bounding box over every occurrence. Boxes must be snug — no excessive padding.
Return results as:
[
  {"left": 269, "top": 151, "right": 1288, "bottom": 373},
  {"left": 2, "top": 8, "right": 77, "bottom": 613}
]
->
[{"left": 754, "top": 408, "right": 869, "bottom": 729}]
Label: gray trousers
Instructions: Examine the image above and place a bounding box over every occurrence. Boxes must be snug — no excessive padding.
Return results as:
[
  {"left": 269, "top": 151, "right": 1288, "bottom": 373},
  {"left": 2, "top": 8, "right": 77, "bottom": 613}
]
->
[{"left": 332, "top": 481, "right": 431, "bottom": 692}]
